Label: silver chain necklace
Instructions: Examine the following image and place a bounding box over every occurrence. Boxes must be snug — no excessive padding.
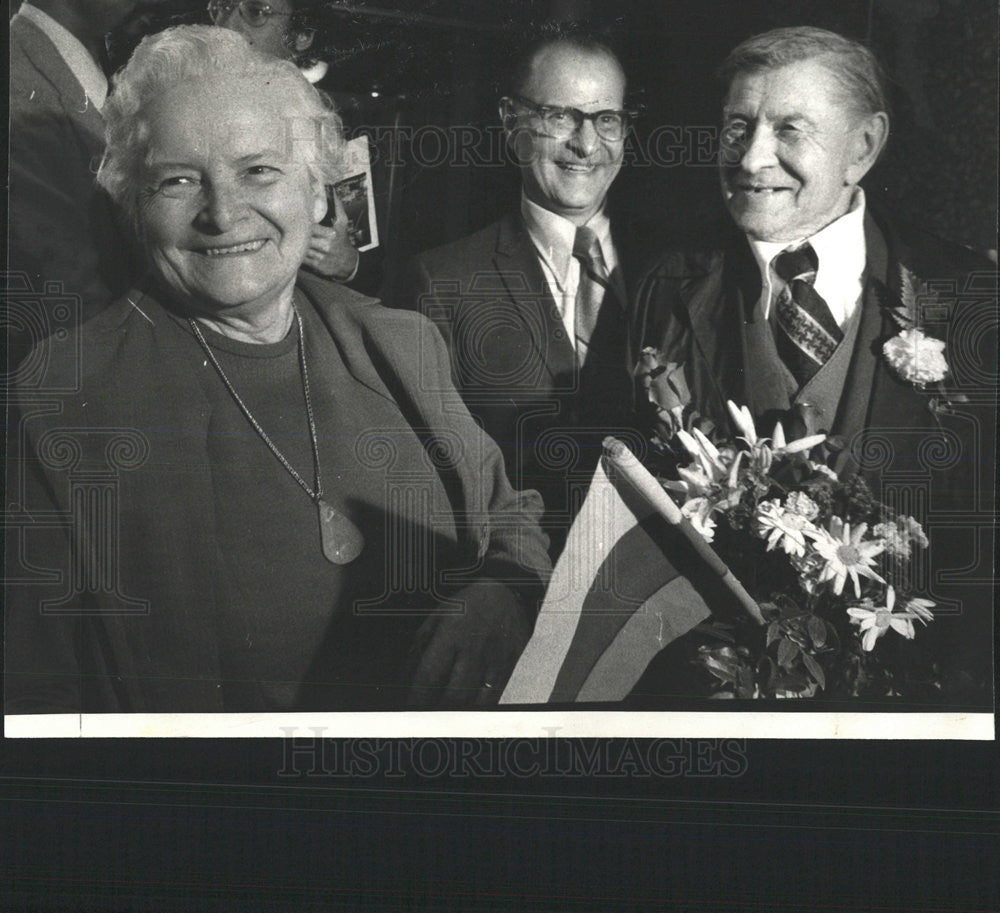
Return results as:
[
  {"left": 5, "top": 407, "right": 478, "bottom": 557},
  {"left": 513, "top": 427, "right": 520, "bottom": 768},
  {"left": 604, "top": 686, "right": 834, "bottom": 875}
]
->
[{"left": 189, "top": 305, "right": 364, "bottom": 565}]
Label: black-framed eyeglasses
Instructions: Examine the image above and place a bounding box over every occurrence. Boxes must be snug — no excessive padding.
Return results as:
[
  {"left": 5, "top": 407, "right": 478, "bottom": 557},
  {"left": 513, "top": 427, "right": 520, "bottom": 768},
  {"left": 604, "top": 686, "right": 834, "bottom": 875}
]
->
[
  {"left": 208, "top": 0, "right": 293, "bottom": 29},
  {"left": 502, "top": 95, "right": 638, "bottom": 142}
]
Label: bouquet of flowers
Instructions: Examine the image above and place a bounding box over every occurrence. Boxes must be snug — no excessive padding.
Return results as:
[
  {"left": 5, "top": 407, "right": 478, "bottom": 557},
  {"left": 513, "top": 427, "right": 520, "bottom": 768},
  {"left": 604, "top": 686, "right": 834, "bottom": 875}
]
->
[{"left": 635, "top": 349, "right": 942, "bottom": 700}]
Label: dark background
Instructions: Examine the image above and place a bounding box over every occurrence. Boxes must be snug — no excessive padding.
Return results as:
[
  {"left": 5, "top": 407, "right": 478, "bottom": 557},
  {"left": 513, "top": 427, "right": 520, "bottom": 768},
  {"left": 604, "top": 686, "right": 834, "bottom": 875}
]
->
[{"left": 3, "top": 1, "right": 998, "bottom": 910}]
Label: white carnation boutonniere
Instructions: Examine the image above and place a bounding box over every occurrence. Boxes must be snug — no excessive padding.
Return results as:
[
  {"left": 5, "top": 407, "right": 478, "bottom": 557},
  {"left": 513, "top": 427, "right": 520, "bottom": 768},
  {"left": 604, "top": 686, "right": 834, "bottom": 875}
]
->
[
  {"left": 881, "top": 265, "right": 966, "bottom": 414},
  {"left": 882, "top": 327, "right": 948, "bottom": 387}
]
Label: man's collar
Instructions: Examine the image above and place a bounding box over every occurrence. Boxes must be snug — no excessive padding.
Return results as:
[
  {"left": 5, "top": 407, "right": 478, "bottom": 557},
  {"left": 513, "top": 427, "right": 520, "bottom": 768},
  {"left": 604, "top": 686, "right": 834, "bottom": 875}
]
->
[
  {"left": 808, "top": 188, "right": 867, "bottom": 280},
  {"left": 520, "top": 193, "right": 612, "bottom": 288},
  {"left": 17, "top": 3, "right": 108, "bottom": 112},
  {"left": 746, "top": 188, "right": 867, "bottom": 312}
]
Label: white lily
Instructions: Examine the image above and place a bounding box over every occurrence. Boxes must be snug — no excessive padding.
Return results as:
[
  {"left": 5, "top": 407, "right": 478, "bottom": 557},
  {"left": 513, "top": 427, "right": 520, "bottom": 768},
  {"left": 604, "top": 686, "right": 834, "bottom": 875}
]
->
[
  {"left": 727, "top": 400, "right": 758, "bottom": 446},
  {"left": 681, "top": 497, "right": 717, "bottom": 543},
  {"left": 667, "top": 426, "right": 743, "bottom": 509},
  {"left": 676, "top": 427, "right": 727, "bottom": 478},
  {"left": 904, "top": 596, "right": 936, "bottom": 625},
  {"left": 771, "top": 420, "right": 827, "bottom": 457}
]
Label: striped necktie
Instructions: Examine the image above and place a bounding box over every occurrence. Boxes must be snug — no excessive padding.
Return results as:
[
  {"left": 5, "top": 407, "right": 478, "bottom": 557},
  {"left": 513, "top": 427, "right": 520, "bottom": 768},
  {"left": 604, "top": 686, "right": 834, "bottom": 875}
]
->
[
  {"left": 772, "top": 243, "right": 843, "bottom": 387},
  {"left": 572, "top": 225, "right": 615, "bottom": 367}
]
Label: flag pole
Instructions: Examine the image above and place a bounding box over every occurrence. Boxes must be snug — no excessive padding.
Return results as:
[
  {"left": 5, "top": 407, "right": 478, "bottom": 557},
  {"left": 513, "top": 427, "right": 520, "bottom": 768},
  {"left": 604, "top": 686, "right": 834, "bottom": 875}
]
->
[{"left": 603, "top": 437, "right": 765, "bottom": 625}]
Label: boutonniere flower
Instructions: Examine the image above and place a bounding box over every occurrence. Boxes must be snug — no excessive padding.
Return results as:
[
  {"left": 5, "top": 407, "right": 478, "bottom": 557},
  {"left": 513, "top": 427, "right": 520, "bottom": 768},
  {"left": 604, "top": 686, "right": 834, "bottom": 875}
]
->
[
  {"left": 882, "top": 327, "right": 948, "bottom": 387},
  {"left": 881, "top": 266, "right": 968, "bottom": 416},
  {"left": 881, "top": 265, "right": 950, "bottom": 387},
  {"left": 635, "top": 347, "right": 692, "bottom": 441}
]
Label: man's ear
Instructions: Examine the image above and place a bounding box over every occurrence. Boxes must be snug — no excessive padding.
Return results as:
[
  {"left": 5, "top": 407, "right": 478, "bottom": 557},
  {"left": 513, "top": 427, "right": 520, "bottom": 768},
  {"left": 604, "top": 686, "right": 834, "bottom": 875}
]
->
[
  {"left": 498, "top": 97, "right": 517, "bottom": 134},
  {"left": 846, "top": 110, "right": 889, "bottom": 184}
]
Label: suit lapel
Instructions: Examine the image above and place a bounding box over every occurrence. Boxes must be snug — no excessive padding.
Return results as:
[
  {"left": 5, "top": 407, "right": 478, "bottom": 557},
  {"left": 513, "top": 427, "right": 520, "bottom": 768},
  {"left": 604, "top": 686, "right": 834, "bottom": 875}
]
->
[
  {"left": 14, "top": 17, "right": 106, "bottom": 159},
  {"left": 834, "top": 208, "right": 931, "bottom": 478},
  {"left": 77, "top": 290, "right": 225, "bottom": 710},
  {"left": 833, "top": 212, "right": 933, "bottom": 477},
  {"left": 608, "top": 213, "right": 640, "bottom": 308},
  {"left": 681, "top": 233, "right": 758, "bottom": 426},
  {"left": 494, "top": 212, "right": 577, "bottom": 383},
  {"left": 832, "top": 215, "right": 888, "bottom": 475}
]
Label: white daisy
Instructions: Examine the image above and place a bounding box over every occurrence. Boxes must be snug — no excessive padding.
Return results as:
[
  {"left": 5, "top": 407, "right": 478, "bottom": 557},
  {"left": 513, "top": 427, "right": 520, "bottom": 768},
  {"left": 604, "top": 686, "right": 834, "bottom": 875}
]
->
[
  {"left": 754, "top": 499, "right": 816, "bottom": 557},
  {"left": 847, "top": 587, "right": 919, "bottom": 651},
  {"left": 811, "top": 518, "right": 886, "bottom": 597}
]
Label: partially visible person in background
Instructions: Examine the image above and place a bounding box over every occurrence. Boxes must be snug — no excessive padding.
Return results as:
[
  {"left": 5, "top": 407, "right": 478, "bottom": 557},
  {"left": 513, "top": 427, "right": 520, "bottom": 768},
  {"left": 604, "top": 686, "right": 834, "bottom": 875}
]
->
[
  {"left": 8, "top": 0, "right": 144, "bottom": 366},
  {"left": 208, "top": 0, "right": 371, "bottom": 288},
  {"left": 208, "top": 0, "right": 316, "bottom": 59}
]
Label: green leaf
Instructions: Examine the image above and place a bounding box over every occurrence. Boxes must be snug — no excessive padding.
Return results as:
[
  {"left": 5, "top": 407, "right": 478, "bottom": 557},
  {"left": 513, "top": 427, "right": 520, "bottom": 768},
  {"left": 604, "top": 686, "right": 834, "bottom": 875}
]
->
[
  {"left": 696, "top": 650, "right": 740, "bottom": 684},
  {"left": 777, "top": 637, "right": 800, "bottom": 669},
  {"left": 736, "top": 667, "right": 757, "bottom": 699},
  {"left": 760, "top": 602, "right": 781, "bottom": 618},
  {"left": 761, "top": 656, "right": 780, "bottom": 694},
  {"left": 807, "top": 615, "right": 827, "bottom": 649},
  {"left": 787, "top": 628, "right": 810, "bottom": 649},
  {"left": 766, "top": 622, "right": 781, "bottom": 647},
  {"left": 802, "top": 653, "right": 826, "bottom": 690},
  {"left": 890, "top": 305, "right": 913, "bottom": 329},
  {"left": 896, "top": 265, "right": 919, "bottom": 328}
]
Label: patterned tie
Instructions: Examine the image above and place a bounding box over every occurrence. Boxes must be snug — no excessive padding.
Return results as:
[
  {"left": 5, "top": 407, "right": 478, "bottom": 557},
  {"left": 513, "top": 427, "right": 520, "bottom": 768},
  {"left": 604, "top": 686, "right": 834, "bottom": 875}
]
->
[
  {"left": 572, "top": 225, "right": 616, "bottom": 366},
  {"left": 772, "top": 243, "right": 843, "bottom": 387}
]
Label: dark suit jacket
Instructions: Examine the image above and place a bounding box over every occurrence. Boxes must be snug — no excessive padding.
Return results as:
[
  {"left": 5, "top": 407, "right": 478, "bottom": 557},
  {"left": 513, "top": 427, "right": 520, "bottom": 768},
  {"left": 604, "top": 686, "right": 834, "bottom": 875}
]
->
[
  {"left": 8, "top": 15, "right": 133, "bottom": 361},
  {"left": 399, "top": 209, "right": 659, "bottom": 558},
  {"left": 4, "top": 272, "right": 551, "bottom": 713},
  {"left": 634, "top": 208, "right": 996, "bottom": 700}
]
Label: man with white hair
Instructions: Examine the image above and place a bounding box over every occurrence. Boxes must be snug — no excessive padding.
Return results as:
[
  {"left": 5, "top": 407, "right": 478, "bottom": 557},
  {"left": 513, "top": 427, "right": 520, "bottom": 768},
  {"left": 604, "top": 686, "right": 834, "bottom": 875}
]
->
[{"left": 635, "top": 27, "right": 995, "bottom": 701}]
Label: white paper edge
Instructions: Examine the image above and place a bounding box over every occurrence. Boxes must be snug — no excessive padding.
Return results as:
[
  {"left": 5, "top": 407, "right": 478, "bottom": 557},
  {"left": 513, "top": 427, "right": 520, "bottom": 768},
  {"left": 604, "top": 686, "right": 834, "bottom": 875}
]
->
[{"left": 5, "top": 711, "right": 993, "bottom": 739}]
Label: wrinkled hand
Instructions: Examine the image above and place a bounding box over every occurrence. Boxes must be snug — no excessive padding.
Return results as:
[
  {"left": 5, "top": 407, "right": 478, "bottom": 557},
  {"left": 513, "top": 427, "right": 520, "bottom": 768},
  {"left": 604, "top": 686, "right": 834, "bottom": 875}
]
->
[
  {"left": 406, "top": 581, "right": 532, "bottom": 709},
  {"left": 302, "top": 190, "right": 360, "bottom": 282}
]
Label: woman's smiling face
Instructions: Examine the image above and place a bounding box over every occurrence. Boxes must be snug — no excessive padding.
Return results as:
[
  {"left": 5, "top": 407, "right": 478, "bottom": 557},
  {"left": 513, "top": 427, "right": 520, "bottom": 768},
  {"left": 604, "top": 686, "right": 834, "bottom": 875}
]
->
[{"left": 137, "top": 74, "right": 326, "bottom": 319}]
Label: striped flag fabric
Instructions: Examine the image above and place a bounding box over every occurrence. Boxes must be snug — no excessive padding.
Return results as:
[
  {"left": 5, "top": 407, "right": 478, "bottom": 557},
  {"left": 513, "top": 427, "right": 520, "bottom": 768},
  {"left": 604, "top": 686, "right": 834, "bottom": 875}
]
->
[{"left": 500, "top": 454, "right": 715, "bottom": 704}]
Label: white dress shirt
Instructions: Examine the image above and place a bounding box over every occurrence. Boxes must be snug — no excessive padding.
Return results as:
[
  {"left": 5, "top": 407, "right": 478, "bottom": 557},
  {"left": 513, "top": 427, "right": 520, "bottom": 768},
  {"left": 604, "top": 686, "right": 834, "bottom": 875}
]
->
[
  {"left": 748, "top": 188, "right": 868, "bottom": 328},
  {"left": 17, "top": 3, "right": 109, "bottom": 113},
  {"left": 521, "top": 194, "right": 619, "bottom": 353}
]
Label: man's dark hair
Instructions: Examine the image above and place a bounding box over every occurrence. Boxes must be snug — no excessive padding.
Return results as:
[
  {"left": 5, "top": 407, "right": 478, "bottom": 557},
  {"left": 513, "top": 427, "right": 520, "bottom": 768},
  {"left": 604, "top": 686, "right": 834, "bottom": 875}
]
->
[
  {"left": 506, "top": 27, "right": 626, "bottom": 98},
  {"left": 717, "top": 26, "right": 890, "bottom": 118}
]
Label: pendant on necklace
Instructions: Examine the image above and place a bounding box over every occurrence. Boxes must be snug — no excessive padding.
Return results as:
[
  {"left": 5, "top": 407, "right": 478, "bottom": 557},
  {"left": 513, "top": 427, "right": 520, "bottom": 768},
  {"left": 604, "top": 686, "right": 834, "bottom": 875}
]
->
[{"left": 317, "top": 498, "right": 364, "bottom": 564}]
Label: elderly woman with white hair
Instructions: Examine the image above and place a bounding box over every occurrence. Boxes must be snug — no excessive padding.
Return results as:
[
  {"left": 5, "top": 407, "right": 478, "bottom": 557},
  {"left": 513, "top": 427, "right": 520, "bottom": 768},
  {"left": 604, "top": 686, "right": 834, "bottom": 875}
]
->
[{"left": 5, "top": 26, "right": 550, "bottom": 714}]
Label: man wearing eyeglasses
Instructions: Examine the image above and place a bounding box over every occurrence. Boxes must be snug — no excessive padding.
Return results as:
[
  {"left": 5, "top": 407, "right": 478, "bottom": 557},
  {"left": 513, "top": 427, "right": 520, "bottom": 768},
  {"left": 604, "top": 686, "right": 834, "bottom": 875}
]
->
[
  {"left": 208, "top": 0, "right": 316, "bottom": 63},
  {"left": 8, "top": 0, "right": 145, "bottom": 365},
  {"left": 402, "top": 34, "right": 652, "bottom": 561}
]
